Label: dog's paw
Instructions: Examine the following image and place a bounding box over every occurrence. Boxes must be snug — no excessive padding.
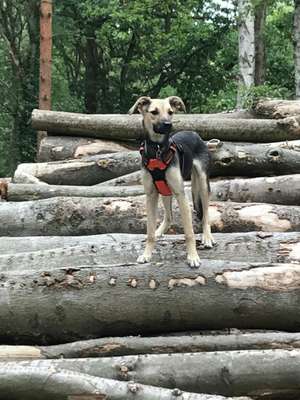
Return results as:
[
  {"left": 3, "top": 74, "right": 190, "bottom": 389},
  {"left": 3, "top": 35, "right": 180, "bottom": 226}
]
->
[
  {"left": 137, "top": 254, "right": 152, "bottom": 264},
  {"left": 202, "top": 234, "right": 216, "bottom": 249},
  {"left": 187, "top": 253, "right": 201, "bottom": 268}
]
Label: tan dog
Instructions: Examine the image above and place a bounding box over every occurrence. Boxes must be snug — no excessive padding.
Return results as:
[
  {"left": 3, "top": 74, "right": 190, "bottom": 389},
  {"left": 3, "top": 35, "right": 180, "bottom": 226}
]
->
[{"left": 129, "top": 96, "right": 214, "bottom": 267}]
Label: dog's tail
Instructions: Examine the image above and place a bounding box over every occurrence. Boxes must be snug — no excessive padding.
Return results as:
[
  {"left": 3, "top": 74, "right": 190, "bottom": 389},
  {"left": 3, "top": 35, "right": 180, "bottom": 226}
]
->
[{"left": 191, "top": 162, "right": 210, "bottom": 221}]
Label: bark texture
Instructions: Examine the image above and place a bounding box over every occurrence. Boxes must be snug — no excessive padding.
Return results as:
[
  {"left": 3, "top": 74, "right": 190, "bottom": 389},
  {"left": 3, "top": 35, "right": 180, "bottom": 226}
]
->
[
  {"left": 38, "top": 135, "right": 136, "bottom": 162},
  {"left": 0, "top": 260, "right": 300, "bottom": 343},
  {"left": 2, "top": 331, "right": 300, "bottom": 360},
  {"left": 0, "top": 232, "right": 299, "bottom": 272},
  {"left": 295, "top": 0, "right": 300, "bottom": 99},
  {"left": 254, "top": 99, "right": 300, "bottom": 118},
  {"left": 13, "top": 140, "right": 300, "bottom": 185},
  {"left": 0, "top": 197, "right": 299, "bottom": 236},
  {"left": 13, "top": 152, "right": 140, "bottom": 185},
  {"left": 31, "top": 110, "right": 300, "bottom": 142},
  {"left": 3, "top": 350, "right": 300, "bottom": 398},
  {"left": 0, "top": 366, "right": 237, "bottom": 400}
]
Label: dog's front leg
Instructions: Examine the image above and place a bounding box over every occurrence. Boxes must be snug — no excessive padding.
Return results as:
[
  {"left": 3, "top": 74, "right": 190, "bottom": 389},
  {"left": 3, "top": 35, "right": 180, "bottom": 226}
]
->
[{"left": 137, "top": 171, "right": 159, "bottom": 263}]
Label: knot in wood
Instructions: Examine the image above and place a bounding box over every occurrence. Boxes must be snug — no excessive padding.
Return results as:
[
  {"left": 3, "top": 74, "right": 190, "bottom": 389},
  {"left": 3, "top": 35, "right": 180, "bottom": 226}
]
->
[
  {"left": 172, "top": 388, "right": 183, "bottom": 397},
  {"left": 127, "top": 381, "right": 139, "bottom": 393}
]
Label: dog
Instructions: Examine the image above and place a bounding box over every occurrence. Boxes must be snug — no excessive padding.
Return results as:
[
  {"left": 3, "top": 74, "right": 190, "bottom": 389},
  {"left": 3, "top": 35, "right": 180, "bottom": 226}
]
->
[{"left": 129, "top": 96, "right": 214, "bottom": 267}]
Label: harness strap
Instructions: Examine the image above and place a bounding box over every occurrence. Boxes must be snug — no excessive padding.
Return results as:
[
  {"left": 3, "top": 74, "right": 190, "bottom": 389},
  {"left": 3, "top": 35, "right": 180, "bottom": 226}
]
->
[{"left": 140, "top": 142, "right": 176, "bottom": 196}]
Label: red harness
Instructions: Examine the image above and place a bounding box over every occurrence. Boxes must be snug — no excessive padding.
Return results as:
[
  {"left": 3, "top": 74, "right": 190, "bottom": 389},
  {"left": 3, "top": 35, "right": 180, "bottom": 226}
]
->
[{"left": 140, "top": 143, "right": 177, "bottom": 196}]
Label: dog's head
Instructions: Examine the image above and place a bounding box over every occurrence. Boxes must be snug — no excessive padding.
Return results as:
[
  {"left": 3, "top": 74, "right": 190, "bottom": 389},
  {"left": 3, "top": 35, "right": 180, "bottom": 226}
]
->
[{"left": 128, "top": 96, "right": 186, "bottom": 143}]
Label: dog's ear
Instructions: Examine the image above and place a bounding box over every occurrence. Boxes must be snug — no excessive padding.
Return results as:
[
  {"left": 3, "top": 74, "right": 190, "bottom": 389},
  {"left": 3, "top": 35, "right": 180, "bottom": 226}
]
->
[
  {"left": 128, "top": 96, "right": 151, "bottom": 114},
  {"left": 168, "top": 96, "right": 186, "bottom": 113}
]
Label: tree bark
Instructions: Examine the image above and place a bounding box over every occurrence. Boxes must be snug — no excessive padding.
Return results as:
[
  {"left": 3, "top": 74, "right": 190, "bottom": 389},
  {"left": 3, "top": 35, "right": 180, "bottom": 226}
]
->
[
  {"left": 2, "top": 331, "right": 299, "bottom": 360},
  {"left": 13, "top": 139, "right": 300, "bottom": 185},
  {"left": 5, "top": 174, "right": 300, "bottom": 206},
  {"left": 3, "top": 350, "right": 300, "bottom": 398},
  {"left": 31, "top": 109, "right": 300, "bottom": 142},
  {"left": 254, "top": 99, "right": 300, "bottom": 118},
  {"left": 0, "top": 232, "right": 299, "bottom": 272},
  {"left": 0, "top": 197, "right": 299, "bottom": 236},
  {"left": 95, "top": 171, "right": 142, "bottom": 187},
  {"left": 295, "top": 0, "right": 300, "bottom": 99},
  {"left": 13, "top": 152, "right": 140, "bottom": 185},
  {"left": 0, "top": 366, "right": 237, "bottom": 400},
  {"left": 254, "top": 2, "right": 267, "bottom": 86},
  {"left": 38, "top": 135, "right": 136, "bottom": 162},
  {"left": 237, "top": 0, "right": 255, "bottom": 107},
  {"left": 1, "top": 259, "right": 300, "bottom": 344}
]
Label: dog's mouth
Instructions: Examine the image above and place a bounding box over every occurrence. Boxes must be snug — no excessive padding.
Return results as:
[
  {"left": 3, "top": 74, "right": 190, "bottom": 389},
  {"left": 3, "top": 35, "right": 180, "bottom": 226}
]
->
[{"left": 153, "top": 123, "right": 173, "bottom": 135}]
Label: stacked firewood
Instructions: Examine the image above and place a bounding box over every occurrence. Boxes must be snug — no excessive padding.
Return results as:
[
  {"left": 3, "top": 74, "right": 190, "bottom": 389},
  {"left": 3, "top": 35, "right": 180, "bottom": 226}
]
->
[{"left": 0, "top": 99, "right": 300, "bottom": 400}]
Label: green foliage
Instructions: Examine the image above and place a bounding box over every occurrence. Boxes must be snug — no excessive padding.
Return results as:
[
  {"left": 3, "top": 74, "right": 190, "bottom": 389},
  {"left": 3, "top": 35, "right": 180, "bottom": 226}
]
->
[{"left": 239, "top": 84, "right": 292, "bottom": 110}]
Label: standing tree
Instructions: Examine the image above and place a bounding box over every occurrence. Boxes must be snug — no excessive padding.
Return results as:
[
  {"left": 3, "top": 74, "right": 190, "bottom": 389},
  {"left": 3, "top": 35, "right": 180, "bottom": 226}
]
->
[{"left": 295, "top": 0, "right": 300, "bottom": 98}]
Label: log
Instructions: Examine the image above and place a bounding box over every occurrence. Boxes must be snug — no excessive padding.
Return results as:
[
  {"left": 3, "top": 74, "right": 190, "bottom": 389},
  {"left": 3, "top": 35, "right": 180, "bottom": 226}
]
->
[
  {"left": 0, "top": 232, "right": 299, "bottom": 272},
  {"left": 254, "top": 99, "right": 300, "bottom": 119},
  {"left": 31, "top": 109, "right": 300, "bottom": 142},
  {"left": 1, "top": 259, "right": 300, "bottom": 343},
  {"left": 95, "top": 171, "right": 142, "bottom": 187},
  {"left": 14, "top": 139, "right": 300, "bottom": 185},
  {"left": 3, "top": 350, "right": 300, "bottom": 398},
  {"left": 0, "top": 196, "right": 299, "bottom": 236},
  {"left": 2, "top": 331, "right": 300, "bottom": 359},
  {"left": 13, "top": 152, "right": 140, "bottom": 185},
  {"left": 37, "top": 135, "right": 137, "bottom": 162},
  {"left": 4, "top": 183, "right": 145, "bottom": 201},
  {"left": 0, "top": 366, "right": 240, "bottom": 400},
  {"left": 0, "top": 232, "right": 298, "bottom": 263},
  {"left": 5, "top": 174, "right": 300, "bottom": 206}
]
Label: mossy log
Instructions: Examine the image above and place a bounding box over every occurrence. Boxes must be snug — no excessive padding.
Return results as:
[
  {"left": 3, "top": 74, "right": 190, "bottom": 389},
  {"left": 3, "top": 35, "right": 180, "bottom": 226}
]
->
[
  {"left": 0, "top": 197, "right": 299, "bottom": 236},
  {"left": 0, "top": 259, "right": 300, "bottom": 343},
  {"left": 31, "top": 109, "right": 300, "bottom": 142},
  {"left": 2, "top": 350, "right": 300, "bottom": 398}
]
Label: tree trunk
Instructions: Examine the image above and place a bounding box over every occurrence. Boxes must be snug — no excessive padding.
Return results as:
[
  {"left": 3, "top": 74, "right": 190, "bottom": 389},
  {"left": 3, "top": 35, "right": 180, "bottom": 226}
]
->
[
  {"left": 237, "top": 0, "right": 255, "bottom": 107},
  {"left": 0, "top": 197, "right": 299, "bottom": 236},
  {"left": 254, "top": 2, "right": 267, "bottom": 86},
  {"left": 5, "top": 174, "right": 300, "bottom": 206},
  {"left": 0, "top": 366, "right": 236, "bottom": 400},
  {"left": 38, "top": 135, "right": 136, "bottom": 162},
  {"left": 1, "top": 259, "right": 300, "bottom": 344},
  {"left": 254, "top": 99, "right": 300, "bottom": 118},
  {"left": 2, "top": 331, "right": 299, "bottom": 360},
  {"left": 295, "top": 0, "right": 300, "bottom": 99},
  {"left": 14, "top": 152, "right": 140, "bottom": 185},
  {"left": 3, "top": 350, "right": 300, "bottom": 398},
  {"left": 31, "top": 110, "right": 300, "bottom": 142},
  {"left": 13, "top": 140, "right": 300, "bottom": 185},
  {"left": 0, "top": 232, "right": 298, "bottom": 272}
]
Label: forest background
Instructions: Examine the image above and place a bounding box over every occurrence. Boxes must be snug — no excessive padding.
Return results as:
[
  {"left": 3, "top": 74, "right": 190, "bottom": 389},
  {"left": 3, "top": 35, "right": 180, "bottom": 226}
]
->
[{"left": 0, "top": 0, "right": 294, "bottom": 176}]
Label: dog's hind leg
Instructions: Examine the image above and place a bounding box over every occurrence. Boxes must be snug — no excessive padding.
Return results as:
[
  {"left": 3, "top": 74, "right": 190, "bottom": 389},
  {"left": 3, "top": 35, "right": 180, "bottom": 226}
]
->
[
  {"left": 192, "top": 160, "right": 215, "bottom": 248},
  {"left": 137, "top": 171, "right": 159, "bottom": 263},
  {"left": 155, "top": 196, "right": 173, "bottom": 238}
]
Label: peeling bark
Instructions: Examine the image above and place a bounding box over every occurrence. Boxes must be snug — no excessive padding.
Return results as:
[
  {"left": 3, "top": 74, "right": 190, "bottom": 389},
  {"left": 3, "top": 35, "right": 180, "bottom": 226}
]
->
[
  {"left": 0, "top": 197, "right": 299, "bottom": 236},
  {"left": 2, "top": 350, "right": 300, "bottom": 398},
  {"left": 31, "top": 110, "right": 300, "bottom": 142},
  {"left": 0, "top": 260, "right": 300, "bottom": 343}
]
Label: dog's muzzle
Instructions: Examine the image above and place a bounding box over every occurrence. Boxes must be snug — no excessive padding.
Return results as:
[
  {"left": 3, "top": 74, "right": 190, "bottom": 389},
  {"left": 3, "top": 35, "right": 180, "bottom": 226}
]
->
[{"left": 153, "top": 121, "right": 172, "bottom": 135}]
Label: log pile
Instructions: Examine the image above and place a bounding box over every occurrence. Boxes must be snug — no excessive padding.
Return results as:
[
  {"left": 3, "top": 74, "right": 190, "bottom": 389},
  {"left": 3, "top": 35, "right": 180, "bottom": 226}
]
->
[{"left": 0, "top": 99, "right": 300, "bottom": 400}]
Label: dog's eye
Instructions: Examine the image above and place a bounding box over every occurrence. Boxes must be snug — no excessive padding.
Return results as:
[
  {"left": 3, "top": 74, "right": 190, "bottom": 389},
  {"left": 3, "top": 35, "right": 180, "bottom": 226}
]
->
[
  {"left": 150, "top": 109, "right": 159, "bottom": 115},
  {"left": 168, "top": 110, "right": 174, "bottom": 115}
]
